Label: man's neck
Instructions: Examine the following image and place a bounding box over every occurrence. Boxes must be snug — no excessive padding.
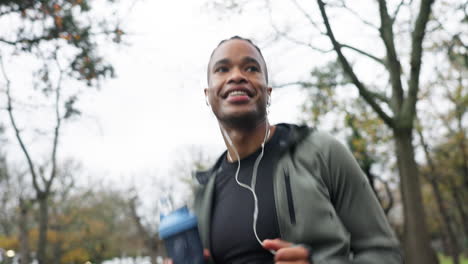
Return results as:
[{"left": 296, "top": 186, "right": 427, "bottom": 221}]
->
[{"left": 220, "top": 120, "right": 275, "bottom": 162}]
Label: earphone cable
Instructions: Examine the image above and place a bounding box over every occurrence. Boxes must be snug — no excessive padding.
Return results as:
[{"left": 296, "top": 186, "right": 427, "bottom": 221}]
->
[{"left": 221, "top": 125, "right": 275, "bottom": 255}]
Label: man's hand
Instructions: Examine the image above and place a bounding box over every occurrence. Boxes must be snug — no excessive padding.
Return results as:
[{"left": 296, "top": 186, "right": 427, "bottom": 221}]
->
[
  {"left": 263, "top": 239, "right": 312, "bottom": 264},
  {"left": 203, "top": 249, "right": 211, "bottom": 260}
]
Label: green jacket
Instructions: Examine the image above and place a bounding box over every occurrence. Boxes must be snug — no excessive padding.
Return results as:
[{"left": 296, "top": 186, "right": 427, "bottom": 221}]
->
[{"left": 193, "top": 124, "right": 402, "bottom": 264}]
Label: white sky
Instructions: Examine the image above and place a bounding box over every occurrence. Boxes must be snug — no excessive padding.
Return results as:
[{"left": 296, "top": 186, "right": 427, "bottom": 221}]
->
[
  {"left": 2, "top": 0, "right": 313, "bottom": 186},
  {"left": 3, "top": 0, "right": 453, "bottom": 198},
  {"left": 0, "top": 0, "right": 397, "bottom": 185}
]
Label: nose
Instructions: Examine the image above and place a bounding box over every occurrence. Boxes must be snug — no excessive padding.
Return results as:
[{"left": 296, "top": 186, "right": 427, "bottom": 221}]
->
[{"left": 227, "top": 67, "right": 247, "bottom": 84}]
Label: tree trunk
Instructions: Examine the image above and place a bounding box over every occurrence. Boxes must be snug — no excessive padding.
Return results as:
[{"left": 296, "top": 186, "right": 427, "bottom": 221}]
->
[
  {"left": 37, "top": 195, "right": 49, "bottom": 264},
  {"left": 439, "top": 224, "right": 450, "bottom": 257},
  {"left": 394, "top": 130, "right": 438, "bottom": 264},
  {"left": 429, "top": 178, "right": 459, "bottom": 264},
  {"left": 455, "top": 111, "right": 468, "bottom": 191},
  {"left": 18, "top": 198, "right": 30, "bottom": 264},
  {"left": 129, "top": 197, "right": 166, "bottom": 263},
  {"left": 149, "top": 245, "right": 159, "bottom": 264},
  {"left": 448, "top": 178, "right": 468, "bottom": 246},
  {"left": 50, "top": 223, "right": 62, "bottom": 264}
]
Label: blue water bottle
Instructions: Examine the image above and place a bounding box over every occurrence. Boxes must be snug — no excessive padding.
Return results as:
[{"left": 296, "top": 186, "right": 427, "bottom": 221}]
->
[{"left": 159, "top": 204, "right": 205, "bottom": 264}]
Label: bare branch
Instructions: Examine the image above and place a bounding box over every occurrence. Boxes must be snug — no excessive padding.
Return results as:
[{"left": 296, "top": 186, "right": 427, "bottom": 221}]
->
[
  {"left": 272, "top": 80, "right": 351, "bottom": 90},
  {"left": 266, "top": 1, "right": 330, "bottom": 53},
  {"left": 416, "top": 125, "right": 437, "bottom": 178},
  {"left": 426, "top": 96, "right": 456, "bottom": 134},
  {"left": 391, "top": 0, "right": 410, "bottom": 23},
  {"left": 341, "top": 2, "right": 379, "bottom": 30},
  {"left": 374, "top": 176, "right": 394, "bottom": 215},
  {"left": 38, "top": 165, "right": 47, "bottom": 188},
  {"left": 0, "top": 29, "right": 121, "bottom": 48},
  {"left": 0, "top": 36, "right": 50, "bottom": 47},
  {"left": 377, "top": 0, "right": 404, "bottom": 111},
  {"left": 0, "top": 8, "right": 22, "bottom": 17},
  {"left": 339, "top": 43, "right": 386, "bottom": 66},
  {"left": 402, "top": 0, "right": 435, "bottom": 123},
  {"left": 273, "top": 25, "right": 331, "bottom": 53},
  {"left": 272, "top": 81, "right": 312, "bottom": 89},
  {"left": 129, "top": 196, "right": 161, "bottom": 250},
  {"left": 368, "top": 90, "right": 391, "bottom": 104},
  {"left": 0, "top": 54, "right": 41, "bottom": 193},
  {"left": 46, "top": 52, "right": 64, "bottom": 193},
  {"left": 290, "top": 0, "right": 323, "bottom": 32},
  {"left": 316, "top": 0, "right": 394, "bottom": 128},
  {"left": 0, "top": 38, "right": 18, "bottom": 46}
]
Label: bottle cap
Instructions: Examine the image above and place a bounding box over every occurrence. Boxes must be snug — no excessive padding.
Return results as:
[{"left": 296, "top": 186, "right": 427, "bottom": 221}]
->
[{"left": 159, "top": 206, "right": 198, "bottom": 239}]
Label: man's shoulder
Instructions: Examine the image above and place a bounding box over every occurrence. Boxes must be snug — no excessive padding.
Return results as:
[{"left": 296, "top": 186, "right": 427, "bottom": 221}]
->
[
  {"left": 194, "top": 123, "right": 344, "bottom": 184},
  {"left": 289, "top": 126, "right": 349, "bottom": 163},
  {"left": 281, "top": 123, "right": 339, "bottom": 149}
]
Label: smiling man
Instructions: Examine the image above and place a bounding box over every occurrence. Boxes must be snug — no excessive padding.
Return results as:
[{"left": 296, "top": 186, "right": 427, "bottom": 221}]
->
[{"left": 193, "top": 36, "right": 402, "bottom": 264}]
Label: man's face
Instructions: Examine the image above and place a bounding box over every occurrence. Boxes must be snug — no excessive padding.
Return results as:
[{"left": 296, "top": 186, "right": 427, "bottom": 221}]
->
[{"left": 205, "top": 39, "right": 271, "bottom": 127}]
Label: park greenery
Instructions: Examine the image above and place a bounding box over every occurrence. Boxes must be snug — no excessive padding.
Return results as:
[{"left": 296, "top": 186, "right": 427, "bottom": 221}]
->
[{"left": 0, "top": 0, "right": 467, "bottom": 264}]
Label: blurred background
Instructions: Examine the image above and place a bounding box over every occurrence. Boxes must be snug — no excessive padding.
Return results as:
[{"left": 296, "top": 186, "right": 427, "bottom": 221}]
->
[{"left": 0, "top": 0, "right": 466, "bottom": 263}]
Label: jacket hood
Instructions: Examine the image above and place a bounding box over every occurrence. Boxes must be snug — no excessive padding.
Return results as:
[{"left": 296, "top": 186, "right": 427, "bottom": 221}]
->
[{"left": 194, "top": 123, "right": 313, "bottom": 185}]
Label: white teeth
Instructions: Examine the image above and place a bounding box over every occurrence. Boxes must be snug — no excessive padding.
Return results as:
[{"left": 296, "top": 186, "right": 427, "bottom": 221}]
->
[{"left": 228, "top": 90, "right": 247, "bottom": 96}]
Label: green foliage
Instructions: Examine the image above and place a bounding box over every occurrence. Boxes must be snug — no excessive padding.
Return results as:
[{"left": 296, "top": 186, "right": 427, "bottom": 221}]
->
[
  {"left": 300, "top": 60, "right": 351, "bottom": 127},
  {"left": 0, "top": 0, "right": 124, "bottom": 89},
  {"left": 300, "top": 59, "right": 393, "bottom": 171},
  {"left": 299, "top": 59, "right": 397, "bottom": 215},
  {"left": 0, "top": 1, "right": 129, "bottom": 263},
  {"left": 0, "top": 186, "right": 143, "bottom": 264},
  {"left": 439, "top": 254, "right": 468, "bottom": 264}
]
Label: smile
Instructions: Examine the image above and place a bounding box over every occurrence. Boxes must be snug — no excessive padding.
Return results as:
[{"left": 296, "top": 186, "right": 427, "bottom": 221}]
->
[
  {"left": 223, "top": 86, "right": 254, "bottom": 99},
  {"left": 224, "top": 89, "right": 252, "bottom": 103},
  {"left": 228, "top": 90, "right": 249, "bottom": 97}
]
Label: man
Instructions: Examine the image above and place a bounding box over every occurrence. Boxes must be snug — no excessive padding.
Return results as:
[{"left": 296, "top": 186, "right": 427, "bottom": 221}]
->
[{"left": 193, "top": 36, "right": 402, "bottom": 264}]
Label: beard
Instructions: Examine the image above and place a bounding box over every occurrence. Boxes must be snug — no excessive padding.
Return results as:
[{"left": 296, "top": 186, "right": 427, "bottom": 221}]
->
[{"left": 214, "top": 106, "right": 268, "bottom": 131}]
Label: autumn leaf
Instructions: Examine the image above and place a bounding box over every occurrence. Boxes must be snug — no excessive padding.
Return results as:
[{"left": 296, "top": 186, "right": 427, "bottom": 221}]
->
[{"left": 54, "top": 16, "right": 63, "bottom": 29}]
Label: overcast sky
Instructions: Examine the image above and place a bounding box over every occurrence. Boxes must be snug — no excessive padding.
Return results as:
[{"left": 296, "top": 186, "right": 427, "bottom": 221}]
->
[
  {"left": 55, "top": 0, "right": 328, "bottom": 180},
  {"left": 1, "top": 0, "right": 390, "bottom": 202}
]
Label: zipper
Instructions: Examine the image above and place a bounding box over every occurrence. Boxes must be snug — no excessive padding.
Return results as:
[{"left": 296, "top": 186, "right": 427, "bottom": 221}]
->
[
  {"left": 284, "top": 168, "right": 296, "bottom": 225},
  {"left": 272, "top": 163, "right": 284, "bottom": 239}
]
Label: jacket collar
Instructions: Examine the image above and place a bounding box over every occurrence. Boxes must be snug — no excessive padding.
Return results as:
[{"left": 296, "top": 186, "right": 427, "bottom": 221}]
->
[{"left": 194, "top": 123, "right": 313, "bottom": 185}]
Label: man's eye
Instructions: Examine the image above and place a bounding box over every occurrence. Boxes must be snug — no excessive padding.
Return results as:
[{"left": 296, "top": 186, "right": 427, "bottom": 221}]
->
[
  {"left": 215, "top": 67, "right": 229, "bottom": 73},
  {"left": 246, "top": 66, "right": 259, "bottom": 72}
]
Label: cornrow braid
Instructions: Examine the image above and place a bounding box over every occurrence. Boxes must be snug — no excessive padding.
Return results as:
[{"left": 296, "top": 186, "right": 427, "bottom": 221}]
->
[{"left": 207, "top": 36, "right": 269, "bottom": 84}]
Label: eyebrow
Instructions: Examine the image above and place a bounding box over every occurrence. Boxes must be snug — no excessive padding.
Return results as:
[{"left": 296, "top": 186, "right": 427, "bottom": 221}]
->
[
  {"left": 212, "top": 58, "right": 231, "bottom": 70},
  {"left": 212, "top": 56, "right": 262, "bottom": 71},
  {"left": 242, "top": 56, "right": 261, "bottom": 67}
]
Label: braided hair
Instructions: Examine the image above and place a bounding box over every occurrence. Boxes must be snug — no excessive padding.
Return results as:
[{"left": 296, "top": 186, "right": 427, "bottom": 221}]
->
[{"left": 207, "top": 36, "right": 269, "bottom": 84}]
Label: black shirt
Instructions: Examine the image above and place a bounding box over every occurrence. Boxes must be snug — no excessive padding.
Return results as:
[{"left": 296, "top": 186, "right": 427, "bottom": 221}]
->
[{"left": 210, "top": 126, "right": 287, "bottom": 264}]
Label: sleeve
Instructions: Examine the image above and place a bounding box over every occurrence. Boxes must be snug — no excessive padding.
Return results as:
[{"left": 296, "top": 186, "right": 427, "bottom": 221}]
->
[{"left": 318, "top": 136, "right": 403, "bottom": 264}]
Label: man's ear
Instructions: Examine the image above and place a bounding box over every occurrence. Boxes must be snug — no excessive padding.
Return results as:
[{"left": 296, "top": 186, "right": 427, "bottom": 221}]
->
[
  {"left": 267, "top": 87, "right": 272, "bottom": 106},
  {"left": 204, "top": 88, "right": 210, "bottom": 106}
]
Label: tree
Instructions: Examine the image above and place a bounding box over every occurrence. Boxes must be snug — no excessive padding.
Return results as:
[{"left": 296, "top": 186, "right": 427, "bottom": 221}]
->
[
  {"left": 207, "top": 0, "right": 466, "bottom": 262},
  {"left": 128, "top": 195, "right": 166, "bottom": 264},
  {"left": 169, "top": 145, "right": 214, "bottom": 208},
  {"left": 314, "top": 1, "right": 437, "bottom": 262},
  {"left": 0, "top": 144, "right": 33, "bottom": 264},
  {"left": 126, "top": 146, "right": 213, "bottom": 263},
  {"left": 417, "top": 127, "right": 460, "bottom": 264},
  {"left": 416, "top": 9, "right": 468, "bottom": 256},
  {"left": 298, "top": 61, "right": 396, "bottom": 216},
  {"left": 0, "top": 173, "right": 144, "bottom": 264},
  {"left": 48, "top": 186, "right": 140, "bottom": 264},
  {"left": 0, "top": 1, "right": 126, "bottom": 263}
]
